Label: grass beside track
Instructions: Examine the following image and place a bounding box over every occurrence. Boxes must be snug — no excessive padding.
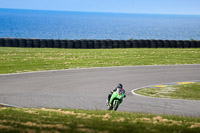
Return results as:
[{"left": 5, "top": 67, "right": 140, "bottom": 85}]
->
[
  {"left": 1, "top": 47, "right": 200, "bottom": 132},
  {"left": 0, "top": 107, "right": 200, "bottom": 133},
  {"left": 0, "top": 47, "right": 200, "bottom": 74},
  {"left": 136, "top": 82, "right": 200, "bottom": 100}
]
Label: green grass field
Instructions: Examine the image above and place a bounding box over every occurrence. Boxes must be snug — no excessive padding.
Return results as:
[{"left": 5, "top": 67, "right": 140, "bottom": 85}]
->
[
  {"left": 136, "top": 82, "right": 200, "bottom": 101},
  {"left": 0, "top": 47, "right": 200, "bottom": 74},
  {"left": 0, "top": 107, "right": 200, "bottom": 133},
  {"left": 1, "top": 47, "right": 200, "bottom": 132}
]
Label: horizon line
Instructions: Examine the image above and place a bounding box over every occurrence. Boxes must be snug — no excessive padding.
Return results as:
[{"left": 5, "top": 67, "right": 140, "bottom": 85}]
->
[{"left": 1, "top": 8, "right": 200, "bottom": 16}]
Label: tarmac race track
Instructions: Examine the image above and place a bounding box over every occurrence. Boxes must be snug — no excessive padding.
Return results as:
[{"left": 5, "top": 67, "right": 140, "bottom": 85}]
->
[{"left": 0, "top": 65, "right": 200, "bottom": 117}]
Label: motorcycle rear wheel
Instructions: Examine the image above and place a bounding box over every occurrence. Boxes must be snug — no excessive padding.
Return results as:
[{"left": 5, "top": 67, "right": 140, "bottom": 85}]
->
[{"left": 107, "top": 104, "right": 113, "bottom": 110}]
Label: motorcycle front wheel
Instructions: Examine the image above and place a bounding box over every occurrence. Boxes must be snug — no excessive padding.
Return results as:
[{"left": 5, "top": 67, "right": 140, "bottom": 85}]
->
[{"left": 113, "top": 100, "right": 119, "bottom": 111}]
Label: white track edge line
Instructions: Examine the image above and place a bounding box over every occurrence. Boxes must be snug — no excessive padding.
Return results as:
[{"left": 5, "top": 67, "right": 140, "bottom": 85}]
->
[
  {"left": 131, "top": 80, "right": 200, "bottom": 101},
  {"left": 0, "top": 103, "right": 22, "bottom": 108}
]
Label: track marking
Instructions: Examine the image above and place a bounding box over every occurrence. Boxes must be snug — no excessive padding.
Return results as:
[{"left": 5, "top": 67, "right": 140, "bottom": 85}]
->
[
  {"left": 154, "top": 85, "right": 168, "bottom": 88},
  {"left": 0, "top": 103, "right": 21, "bottom": 108},
  {"left": 132, "top": 80, "right": 200, "bottom": 99},
  {"left": 177, "top": 82, "right": 195, "bottom": 85}
]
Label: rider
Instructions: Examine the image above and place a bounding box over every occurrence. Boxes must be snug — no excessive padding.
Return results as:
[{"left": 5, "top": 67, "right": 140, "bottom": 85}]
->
[{"left": 107, "top": 83, "right": 126, "bottom": 105}]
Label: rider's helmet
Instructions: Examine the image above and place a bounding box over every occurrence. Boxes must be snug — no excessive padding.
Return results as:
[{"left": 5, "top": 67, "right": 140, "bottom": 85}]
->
[{"left": 117, "top": 83, "right": 123, "bottom": 89}]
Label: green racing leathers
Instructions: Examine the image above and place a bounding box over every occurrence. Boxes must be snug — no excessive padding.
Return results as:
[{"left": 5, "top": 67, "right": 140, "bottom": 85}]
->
[{"left": 107, "top": 88, "right": 125, "bottom": 111}]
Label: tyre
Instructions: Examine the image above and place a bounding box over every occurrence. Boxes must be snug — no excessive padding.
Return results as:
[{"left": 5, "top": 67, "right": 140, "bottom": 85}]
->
[
  {"left": 196, "top": 41, "right": 200, "bottom": 48},
  {"left": 100, "top": 40, "right": 107, "bottom": 48},
  {"left": 138, "top": 40, "right": 145, "bottom": 48},
  {"left": 19, "top": 39, "right": 26, "bottom": 47},
  {"left": 113, "top": 40, "right": 119, "bottom": 48},
  {"left": 12, "top": 39, "right": 19, "bottom": 47},
  {"left": 113, "top": 100, "right": 119, "bottom": 111},
  {"left": 107, "top": 40, "right": 113, "bottom": 48},
  {"left": 144, "top": 40, "right": 150, "bottom": 48},
  {"left": 60, "top": 40, "right": 67, "bottom": 48},
  {"left": 33, "top": 39, "right": 40, "bottom": 48},
  {"left": 170, "top": 40, "right": 177, "bottom": 48},
  {"left": 0, "top": 38, "right": 5, "bottom": 47},
  {"left": 74, "top": 40, "right": 81, "bottom": 48},
  {"left": 81, "top": 40, "right": 88, "bottom": 49},
  {"left": 164, "top": 40, "right": 170, "bottom": 48},
  {"left": 132, "top": 40, "right": 138, "bottom": 48},
  {"left": 40, "top": 39, "right": 47, "bottom": 48},
  {"left": 183, "top": 41, "right": 190, "bottom": 48},
  {"left": 119, "top": 40, "right": 125, "bottom": 48},
  {"left": 190, "top": 41, "right": 197, "bottom": 48},
  {"left": 47, "top": 39, "right": 54, "bottom": 48},
  {"left": 67, "top": 40, "right": 74, "bottom": 48},
  {"left": 107, "top": 105, "right": 113, "bottom": 110},
  {"left": 150, "top": 40, "right": 157, "bottom": 48},
  {"left": 54, "top": 40, "right": 61, "bottom": 48},
  {"left": 87, "top": 40, "right": 94, "bottom": 49},
  {"left": 157, "top": 40, "right": 164, "bottom": 48},
  {"left": 94, "top": 40, "right": 100, "bottom": 49},
  {"left": 5, "top": 39, "right": 12, "bottom": 47},
  {"left": 125, "top": 40, "right": 132, "bottom": 48},
  {"left": 176, "top": 40, "right": 184, "bottom": 48},
  {"left": 26, "top": 39, "right": 33, "bottom": 47}
]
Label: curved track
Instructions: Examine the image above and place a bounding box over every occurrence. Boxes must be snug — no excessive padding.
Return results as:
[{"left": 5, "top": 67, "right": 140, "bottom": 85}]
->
[{"left": 0, "top": 65, "right": 200, "bottom": 116}]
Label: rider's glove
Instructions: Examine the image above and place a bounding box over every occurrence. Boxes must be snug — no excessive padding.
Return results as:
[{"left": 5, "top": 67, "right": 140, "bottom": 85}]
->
[{"left": 124, "top": 95, "right": 126, "bottom": 98}]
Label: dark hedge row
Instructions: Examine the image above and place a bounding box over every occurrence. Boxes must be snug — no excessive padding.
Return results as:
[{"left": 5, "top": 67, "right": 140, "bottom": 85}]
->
[{"left": 0, "top": 38, "right": 199, "bottom": 48}]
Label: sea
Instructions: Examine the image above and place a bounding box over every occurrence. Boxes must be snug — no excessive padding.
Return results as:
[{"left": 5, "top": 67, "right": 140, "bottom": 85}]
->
[{"left": 0, "top": 8, "right": 200, "bottom": 40}]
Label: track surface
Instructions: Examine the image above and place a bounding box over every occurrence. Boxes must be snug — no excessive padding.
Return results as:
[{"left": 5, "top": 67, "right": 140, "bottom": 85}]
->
[{"left": 0, "top": 65, "right": 200, "bottom": 116}]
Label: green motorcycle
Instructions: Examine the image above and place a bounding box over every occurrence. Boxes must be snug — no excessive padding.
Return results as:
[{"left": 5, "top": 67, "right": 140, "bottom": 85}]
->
[{"left": 107, "top": 88, "right": 125, "bottom": 111}]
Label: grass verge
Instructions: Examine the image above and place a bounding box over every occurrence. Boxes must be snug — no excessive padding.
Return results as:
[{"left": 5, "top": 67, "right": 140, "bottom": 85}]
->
[
  {"left": 0, "top": 47, "right": 200, "bottom": 74},
  {"left": 1, "top": 48, "right": 200, "bottom": 132},
  {"left": 0, "top": 107, "right": 200, "bottom": 133},
  {"left": 135, "top": 82, "right": 200, "bottom": 100}
]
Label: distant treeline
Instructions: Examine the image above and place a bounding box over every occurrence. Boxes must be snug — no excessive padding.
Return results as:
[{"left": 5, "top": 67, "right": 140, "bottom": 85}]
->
[{"left": 0, "top": 38, "right": 199, "bottom": 48}]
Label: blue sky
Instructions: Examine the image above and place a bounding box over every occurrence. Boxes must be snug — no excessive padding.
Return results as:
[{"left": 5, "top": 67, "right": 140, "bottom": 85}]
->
[{"left": 0, "top": 0, "right": 200, "bottom": 15}]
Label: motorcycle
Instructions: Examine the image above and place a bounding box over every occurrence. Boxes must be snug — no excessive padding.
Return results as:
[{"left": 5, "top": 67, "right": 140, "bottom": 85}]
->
[{"left": 107, "top": 88, "right": 125, "bottom": 111}]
